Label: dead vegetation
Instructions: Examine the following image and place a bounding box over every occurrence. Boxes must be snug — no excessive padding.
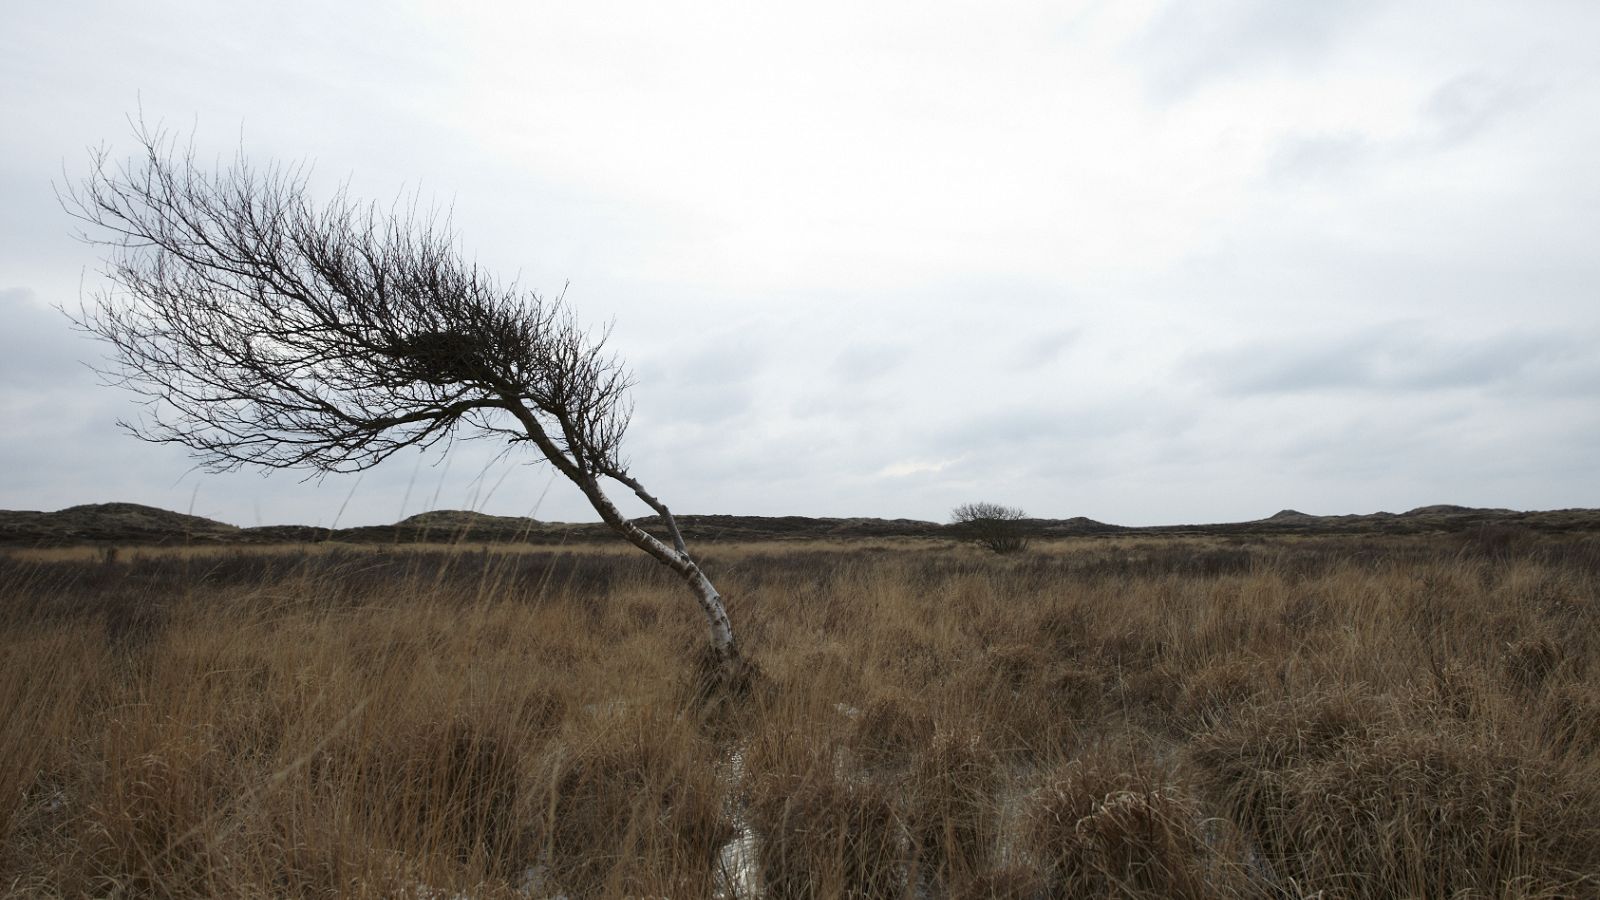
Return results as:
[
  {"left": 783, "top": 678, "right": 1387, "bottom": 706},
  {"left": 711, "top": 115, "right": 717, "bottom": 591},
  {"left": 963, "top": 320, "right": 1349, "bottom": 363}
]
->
[{"left": 2, "top": 532, "right": 1598, "bottom": 897}]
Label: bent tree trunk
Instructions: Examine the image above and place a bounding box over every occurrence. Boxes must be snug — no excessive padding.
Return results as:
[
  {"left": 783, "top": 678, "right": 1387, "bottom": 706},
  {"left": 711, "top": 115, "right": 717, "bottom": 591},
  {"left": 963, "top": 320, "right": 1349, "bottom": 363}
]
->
[
  {"left": 579, "top": 473, "right": 737, "bottom": 660},
  {"left": 500, "top": 397, "right": 737, "bottom": 663}
]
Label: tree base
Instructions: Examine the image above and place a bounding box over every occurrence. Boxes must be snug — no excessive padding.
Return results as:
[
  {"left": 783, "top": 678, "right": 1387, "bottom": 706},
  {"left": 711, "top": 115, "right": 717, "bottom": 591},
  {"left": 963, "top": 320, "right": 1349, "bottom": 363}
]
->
[{"left": 688, "top": 643, "right": 765, "bottom": 715}]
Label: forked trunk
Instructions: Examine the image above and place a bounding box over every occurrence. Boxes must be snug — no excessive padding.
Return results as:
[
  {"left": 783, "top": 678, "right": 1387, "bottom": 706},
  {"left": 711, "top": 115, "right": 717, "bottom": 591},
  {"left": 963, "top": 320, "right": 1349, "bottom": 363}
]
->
[
  {"left": 577, "top": 475, "right": 737, "bottom": 661},
  {"left": 498, "top": 399, "right": 738, "bottom": 665}
]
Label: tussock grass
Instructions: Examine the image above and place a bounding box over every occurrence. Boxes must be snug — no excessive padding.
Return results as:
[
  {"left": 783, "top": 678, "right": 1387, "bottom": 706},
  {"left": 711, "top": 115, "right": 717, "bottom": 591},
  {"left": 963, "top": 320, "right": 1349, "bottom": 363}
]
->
[{"left": 2, "top": 533, "right": 1599, "bottom": 897}]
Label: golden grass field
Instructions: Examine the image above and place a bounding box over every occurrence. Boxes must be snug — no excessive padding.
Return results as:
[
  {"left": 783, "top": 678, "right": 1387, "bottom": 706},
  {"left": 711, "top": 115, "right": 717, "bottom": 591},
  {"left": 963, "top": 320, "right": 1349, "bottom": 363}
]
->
[{"left": 3, "top": 531, "right": 1598, "bottom": 898}]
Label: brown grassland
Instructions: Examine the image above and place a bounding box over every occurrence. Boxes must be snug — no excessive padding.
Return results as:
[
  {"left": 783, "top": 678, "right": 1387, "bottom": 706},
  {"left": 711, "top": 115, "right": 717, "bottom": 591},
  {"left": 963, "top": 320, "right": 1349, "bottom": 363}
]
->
[{"left": 2, "top": 530, "right": 1599, "bottom": 898}]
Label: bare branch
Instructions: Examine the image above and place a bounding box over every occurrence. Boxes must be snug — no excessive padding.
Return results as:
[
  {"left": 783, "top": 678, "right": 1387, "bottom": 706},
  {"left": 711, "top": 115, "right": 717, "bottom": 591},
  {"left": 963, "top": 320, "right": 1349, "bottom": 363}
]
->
[
  {"left": 62, "top": 123, "right": 631, "bottom": 477},
  {"left": 63, "top": 121, "right": 742, "bottom": 666}
]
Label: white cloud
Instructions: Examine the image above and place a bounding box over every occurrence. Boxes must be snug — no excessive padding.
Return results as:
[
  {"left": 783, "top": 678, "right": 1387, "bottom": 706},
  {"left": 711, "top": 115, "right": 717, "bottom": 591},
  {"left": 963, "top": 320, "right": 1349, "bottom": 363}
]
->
[{"left": 877, "top": 457, "right": 966, "bottom": 479}]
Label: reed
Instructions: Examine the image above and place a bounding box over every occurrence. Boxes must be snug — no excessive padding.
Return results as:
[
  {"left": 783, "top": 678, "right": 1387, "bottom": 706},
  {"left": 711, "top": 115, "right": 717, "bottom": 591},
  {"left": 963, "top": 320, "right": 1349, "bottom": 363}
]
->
[{"left": 2, "top": 532, "right": 1597, "bottom": 897}]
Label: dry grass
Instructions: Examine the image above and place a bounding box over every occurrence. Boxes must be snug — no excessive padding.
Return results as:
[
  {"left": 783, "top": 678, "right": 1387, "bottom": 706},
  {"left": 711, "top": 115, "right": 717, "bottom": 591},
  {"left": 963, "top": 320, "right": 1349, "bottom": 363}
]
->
[{"left": 2, "top": 532, "right": 1599, "bottom": 898}]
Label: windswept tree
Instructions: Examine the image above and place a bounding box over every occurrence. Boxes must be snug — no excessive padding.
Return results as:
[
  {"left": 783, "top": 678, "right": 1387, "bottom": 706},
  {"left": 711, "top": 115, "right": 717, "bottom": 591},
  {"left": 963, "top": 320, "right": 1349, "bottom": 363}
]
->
[{"left": 62, "top": 125, "right": 740, "bottom": 674}]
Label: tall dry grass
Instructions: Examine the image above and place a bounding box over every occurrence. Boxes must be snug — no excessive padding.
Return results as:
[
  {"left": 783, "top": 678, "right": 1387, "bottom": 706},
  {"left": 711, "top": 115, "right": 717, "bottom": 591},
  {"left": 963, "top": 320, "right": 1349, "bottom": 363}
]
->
[{"left": 2, "top": 531, "right": 1598, "bottom": 898}]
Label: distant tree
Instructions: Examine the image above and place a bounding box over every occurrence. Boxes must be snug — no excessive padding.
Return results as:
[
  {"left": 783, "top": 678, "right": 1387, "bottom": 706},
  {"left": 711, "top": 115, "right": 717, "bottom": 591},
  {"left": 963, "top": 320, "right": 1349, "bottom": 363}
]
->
[
  {"left": 61, "top": 124, "right": 743, "bottom": 680},
  {"left": 950, "top": 502, "right": 1030, "bottom": 554}
]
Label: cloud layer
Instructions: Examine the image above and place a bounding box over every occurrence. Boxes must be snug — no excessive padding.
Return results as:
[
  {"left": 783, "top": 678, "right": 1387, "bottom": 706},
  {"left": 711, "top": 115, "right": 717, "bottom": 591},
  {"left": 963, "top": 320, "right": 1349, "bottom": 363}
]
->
[{"left": 3, "top": 1, "right": 1598, "bottom": 527}]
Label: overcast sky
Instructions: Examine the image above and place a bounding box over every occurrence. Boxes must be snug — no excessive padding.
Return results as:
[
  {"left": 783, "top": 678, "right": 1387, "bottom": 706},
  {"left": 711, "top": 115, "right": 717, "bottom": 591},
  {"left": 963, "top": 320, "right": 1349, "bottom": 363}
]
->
[{"left": 4, "top": 1, "right": 1598, "bottom": 527}]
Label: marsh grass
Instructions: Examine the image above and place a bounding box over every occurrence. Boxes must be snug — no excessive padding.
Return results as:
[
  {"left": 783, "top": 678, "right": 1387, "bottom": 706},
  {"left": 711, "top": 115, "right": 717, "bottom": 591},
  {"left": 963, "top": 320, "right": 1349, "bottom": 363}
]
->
[{"left": 2, "top": 533, "right": 1598, "bottom": 897}]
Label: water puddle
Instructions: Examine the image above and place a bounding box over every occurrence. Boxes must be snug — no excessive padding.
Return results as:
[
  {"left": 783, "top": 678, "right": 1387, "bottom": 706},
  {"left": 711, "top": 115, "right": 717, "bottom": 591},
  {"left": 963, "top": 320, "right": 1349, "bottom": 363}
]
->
[{"left": 714, "top": 746, "right": 764, "bottom": 900}]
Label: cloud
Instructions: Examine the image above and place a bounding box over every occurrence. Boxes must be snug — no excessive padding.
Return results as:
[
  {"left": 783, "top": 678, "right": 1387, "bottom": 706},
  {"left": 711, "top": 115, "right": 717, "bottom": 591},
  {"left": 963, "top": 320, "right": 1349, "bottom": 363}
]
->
[
  {"left": 1008, "top": 328, "right": 1081, "bottom": 372},
  {"left": 1133, "top": 0, "right": 1381, "bottom": 99},
  {"left": 0, "top": 288, "right": 99, "bottom": 388},
  {"left": 832, "top": 341, "right": 911, "bottom": 383},
  {"left": 1267, "top": 132, "right": 1376, "bottom": 182},
  {"left": 1194, "top": 326, "right": 1583, "bottom": 396},
  {"left": 1267, "top": 69, "right": 1542, "bottom": 184},
  {"left": 1422, "top": 71, "right": 1540, "bottom": 146},
  {"left": 877, "top": 456, "right": 964, "bottom": 479},
  {"left": 631, "top": 332, "right": 767, "bottom": 428}
]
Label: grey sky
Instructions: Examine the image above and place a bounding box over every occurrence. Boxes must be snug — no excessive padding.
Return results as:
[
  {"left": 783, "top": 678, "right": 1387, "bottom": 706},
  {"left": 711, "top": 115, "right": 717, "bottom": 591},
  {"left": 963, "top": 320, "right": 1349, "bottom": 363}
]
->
[{"left": 3, "top": 1, "right": 1598, "bottom": 527}]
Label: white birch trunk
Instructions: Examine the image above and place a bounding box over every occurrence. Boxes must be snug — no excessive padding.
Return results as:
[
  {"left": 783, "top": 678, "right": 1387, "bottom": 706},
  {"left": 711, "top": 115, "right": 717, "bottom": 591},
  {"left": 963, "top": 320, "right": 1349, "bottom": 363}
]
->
[
  {"left": 577, "top": 475, "right": 736, "bottom": 658},
  {"left": 498, "top": 395, "right": 738, "bottom": 661}
]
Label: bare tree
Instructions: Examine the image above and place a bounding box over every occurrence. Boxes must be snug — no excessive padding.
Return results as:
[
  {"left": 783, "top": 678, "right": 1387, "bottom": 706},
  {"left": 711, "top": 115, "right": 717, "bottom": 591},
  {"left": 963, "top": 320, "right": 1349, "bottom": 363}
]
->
[
  {"left": 950, "top": 502, "right": 1030, "bottom": 554},
  {"left": 62, "top": 124, "right": 742, "bottom": 676}
]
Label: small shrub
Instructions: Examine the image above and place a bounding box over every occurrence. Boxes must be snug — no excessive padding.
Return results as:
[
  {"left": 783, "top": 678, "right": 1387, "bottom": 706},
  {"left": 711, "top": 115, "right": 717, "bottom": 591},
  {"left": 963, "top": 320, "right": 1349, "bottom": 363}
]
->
[{"left": 950, "top": 503, "right": 1031, "bottom": 555}]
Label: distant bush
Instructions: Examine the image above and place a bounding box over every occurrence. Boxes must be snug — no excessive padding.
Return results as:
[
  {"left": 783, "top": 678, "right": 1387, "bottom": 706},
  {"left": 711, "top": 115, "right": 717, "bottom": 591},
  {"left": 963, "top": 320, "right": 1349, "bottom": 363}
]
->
[{"left": 950, "top": 502, "right": 1030, "bottom": 554}]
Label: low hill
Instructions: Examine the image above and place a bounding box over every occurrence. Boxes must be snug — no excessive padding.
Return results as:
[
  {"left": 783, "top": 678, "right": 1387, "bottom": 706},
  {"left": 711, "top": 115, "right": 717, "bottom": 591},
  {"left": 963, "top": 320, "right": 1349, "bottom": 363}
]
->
[
  {"left": 396, "top": 510, "right": 542, "bottom": 530},
  {"left": 241, "top": 509, "right": 553, "bottom": 545},
  {"left": 3, "top": 502, "right": 1600, "bottom": 547},
  {"left": 0, "top": 502, "right": 239, "bottom": 546},
  {"left": 1179, "top": 504, "right": 1600, "bottom": 536}
]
